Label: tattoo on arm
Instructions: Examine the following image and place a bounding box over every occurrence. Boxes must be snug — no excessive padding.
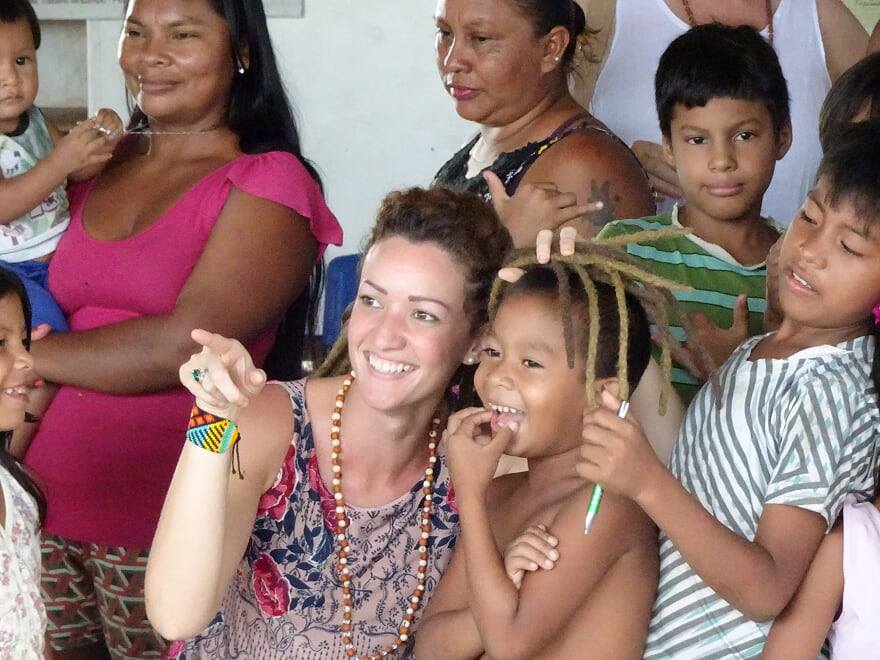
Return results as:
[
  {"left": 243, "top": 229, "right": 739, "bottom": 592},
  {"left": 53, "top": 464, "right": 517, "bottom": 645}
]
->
[{"left": 584, "top": 180, "right": 621, "bottom": 228}]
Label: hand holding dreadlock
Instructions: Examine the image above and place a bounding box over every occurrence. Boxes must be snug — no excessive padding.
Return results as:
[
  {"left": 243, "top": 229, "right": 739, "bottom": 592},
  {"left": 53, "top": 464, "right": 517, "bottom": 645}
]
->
[
  {"left": 444, "top": 406, "right": 517, "bottom": 495},
  {"left": 491, "top": 228, "right": 715, "bottom": 414},
  {"left": 683, "top": 294, "right": 751, "bottom": 379},
  {"left": 579, "top": 389, "right": 664, "bottom": 502},
  {"left": 484, "top": 171, "right": 602, "bottom": 248},
  {"left": 499, "top": 226, "right": 578, "bottom": 283}
]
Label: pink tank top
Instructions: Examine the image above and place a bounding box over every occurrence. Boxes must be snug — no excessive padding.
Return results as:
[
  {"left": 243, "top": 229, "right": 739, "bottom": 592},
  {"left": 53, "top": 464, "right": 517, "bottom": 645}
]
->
[
  {"left": 828, "top": 495, "right": 880, "bottom": 659},
  {"left": 24, "top": 151, "right": 342, "bottom": 548}
]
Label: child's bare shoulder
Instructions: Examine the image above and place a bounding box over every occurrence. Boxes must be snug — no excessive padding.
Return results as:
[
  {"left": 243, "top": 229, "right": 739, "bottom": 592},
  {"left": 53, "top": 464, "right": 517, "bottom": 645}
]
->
[{"left": 552, "top": 487, "right": 657, "bottom": 552}]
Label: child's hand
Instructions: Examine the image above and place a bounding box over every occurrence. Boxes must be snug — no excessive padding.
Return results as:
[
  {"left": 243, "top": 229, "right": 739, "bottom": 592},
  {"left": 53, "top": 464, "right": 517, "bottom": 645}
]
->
[
  {"left": 578, "top": 390, "right": 664, "bottom": 503},
  {"left": 88, "top": 108, "right": 124, "bottom": 142},
  {"left": 631, "top": 140, "right": 682, "bottom": 200},
  {"left": 51, "top": 122, "right": 114, "bottom": 177},
  {"left": 498, "top": 226, "right": 579, "bottom": 283},
  {"left": 504, "top": 524, "right": 559, "bottom": 589},
  {"left": 686, "top": 295, "right": 749, "bottom": 375},
  {"left": 484, "top": 171, "right": 601, "bottom": 247},
  {"left": 444, "top": 407, "right": 516, "bottom": 496},
  {"left": 179, "top": 329, "right": 267, "bottom": 421}
]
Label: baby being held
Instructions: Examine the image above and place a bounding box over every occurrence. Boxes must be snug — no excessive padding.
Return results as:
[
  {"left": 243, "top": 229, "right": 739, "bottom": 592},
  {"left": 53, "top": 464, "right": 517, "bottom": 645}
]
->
[{"left": 0, "top": 0, "right": 122, "bottom": 331}]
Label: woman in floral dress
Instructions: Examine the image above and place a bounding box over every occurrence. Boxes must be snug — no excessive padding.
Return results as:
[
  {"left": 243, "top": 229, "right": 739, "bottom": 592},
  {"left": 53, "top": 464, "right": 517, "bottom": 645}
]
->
[{"left": 145, "top": 187, "right": 512, "bottom": 659}]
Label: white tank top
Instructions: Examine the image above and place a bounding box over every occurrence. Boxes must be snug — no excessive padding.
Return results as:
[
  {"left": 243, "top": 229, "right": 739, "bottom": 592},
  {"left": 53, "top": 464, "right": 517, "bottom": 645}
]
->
[
  {"left": 828, "top": 495, "right": 880, "bottom": 660},
  {"left": 590, "top": 0, "right": 831, "bottom": 227}
]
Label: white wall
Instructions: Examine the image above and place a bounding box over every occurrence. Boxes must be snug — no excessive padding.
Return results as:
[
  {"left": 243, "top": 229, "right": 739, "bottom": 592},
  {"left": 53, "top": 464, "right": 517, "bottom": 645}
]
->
[
  {"left": 79, "top": 1, "right": 470, "bottom": 258},
  {"left": 35, "top": 21, "right": 88, "bottom": 109}
]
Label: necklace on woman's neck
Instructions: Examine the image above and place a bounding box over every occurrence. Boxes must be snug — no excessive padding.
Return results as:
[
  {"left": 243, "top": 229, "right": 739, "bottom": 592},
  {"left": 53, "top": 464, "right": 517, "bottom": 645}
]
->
[
  {"left": 95, "top": 125, "right": 224, "bottom": 137},
  {"left": 681, "top": 0, "right": 775, "bottom": 46},
  {"left": 330, "top": 373, "right": 441, "bottom": 658}
]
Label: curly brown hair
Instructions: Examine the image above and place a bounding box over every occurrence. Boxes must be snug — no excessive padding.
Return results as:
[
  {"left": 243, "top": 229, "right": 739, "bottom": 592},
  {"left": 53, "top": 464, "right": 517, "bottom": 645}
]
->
[{"left": 317, "top": 187, "right": 513, "bottom": 379}]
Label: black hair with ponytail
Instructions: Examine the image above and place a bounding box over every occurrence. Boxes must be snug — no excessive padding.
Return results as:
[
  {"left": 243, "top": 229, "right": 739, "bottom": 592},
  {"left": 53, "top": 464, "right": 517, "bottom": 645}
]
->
[
  {"left": 508, "top": 0, "right": 588, "bottom": 70},
  {"left": 816, "top": 122, "right": 880, "bottom": 420}
]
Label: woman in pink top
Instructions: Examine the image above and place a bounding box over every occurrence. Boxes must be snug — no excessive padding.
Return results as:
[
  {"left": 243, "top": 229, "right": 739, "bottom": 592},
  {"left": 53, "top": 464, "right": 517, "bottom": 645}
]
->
[{"left": 22, "top": 0, "right": 342, "bottom": 657}]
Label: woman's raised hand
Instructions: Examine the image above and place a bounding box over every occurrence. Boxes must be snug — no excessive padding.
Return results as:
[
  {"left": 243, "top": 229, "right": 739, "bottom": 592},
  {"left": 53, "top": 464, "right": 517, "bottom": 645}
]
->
[{"left": 180, "top": 329, "right": 267, "bottom": 420}]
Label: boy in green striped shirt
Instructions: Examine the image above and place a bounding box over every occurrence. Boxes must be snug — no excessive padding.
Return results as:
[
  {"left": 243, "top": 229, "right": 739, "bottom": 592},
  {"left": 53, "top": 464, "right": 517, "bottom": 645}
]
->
[{"left": 598, "top": 24, "right": 792, "bottom": 404}]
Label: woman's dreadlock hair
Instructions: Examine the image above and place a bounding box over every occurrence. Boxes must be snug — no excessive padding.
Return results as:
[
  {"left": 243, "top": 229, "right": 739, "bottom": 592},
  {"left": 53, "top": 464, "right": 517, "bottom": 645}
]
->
[
  {"left": 315, "top": 187, "right": 512, "bottom": 407},
  {"left": 490, "top": 229, "right": 715, "bottom": 412}
]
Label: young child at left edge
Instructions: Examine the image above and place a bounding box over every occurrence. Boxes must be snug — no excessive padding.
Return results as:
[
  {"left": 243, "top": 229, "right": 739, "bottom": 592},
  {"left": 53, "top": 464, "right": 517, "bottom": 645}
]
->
[{"left": 0, "top": 0, "right": 123, "bottom": 333}]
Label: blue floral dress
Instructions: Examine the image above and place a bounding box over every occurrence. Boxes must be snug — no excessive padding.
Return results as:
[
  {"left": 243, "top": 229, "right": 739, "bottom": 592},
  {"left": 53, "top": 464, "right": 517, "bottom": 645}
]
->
[{"left": 169, "top": 379, "right": 459, "bottom": 659}]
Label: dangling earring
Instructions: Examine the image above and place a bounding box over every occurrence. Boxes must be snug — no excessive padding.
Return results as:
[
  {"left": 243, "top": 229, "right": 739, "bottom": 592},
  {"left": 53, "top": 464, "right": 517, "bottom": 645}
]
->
[{"left": 237, "top": 65, "right": 246, "bottom": 75}]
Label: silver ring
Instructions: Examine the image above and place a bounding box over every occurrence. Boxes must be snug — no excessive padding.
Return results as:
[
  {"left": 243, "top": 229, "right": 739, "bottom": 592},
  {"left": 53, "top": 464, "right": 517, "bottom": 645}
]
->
[{"left": 191, "top": 368, "right": 208, "bottom": 384}]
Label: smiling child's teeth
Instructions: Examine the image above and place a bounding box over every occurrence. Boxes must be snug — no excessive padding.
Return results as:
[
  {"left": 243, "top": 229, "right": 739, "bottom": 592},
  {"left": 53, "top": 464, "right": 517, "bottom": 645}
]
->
[{"left": 793, "top": 272, "right": 813, "bottom": 289}]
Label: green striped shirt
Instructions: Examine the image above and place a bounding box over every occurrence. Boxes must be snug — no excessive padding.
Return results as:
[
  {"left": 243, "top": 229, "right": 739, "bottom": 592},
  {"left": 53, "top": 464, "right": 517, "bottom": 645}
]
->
[{"left": 598, "top": 208, "right": 777, "bottom": 404}]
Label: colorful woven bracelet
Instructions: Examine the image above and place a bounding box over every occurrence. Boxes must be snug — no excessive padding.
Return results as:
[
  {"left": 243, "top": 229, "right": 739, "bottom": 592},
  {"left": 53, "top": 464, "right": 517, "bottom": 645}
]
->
[{"left": 186, "top": 405, "right": 241, "bottom": 454}]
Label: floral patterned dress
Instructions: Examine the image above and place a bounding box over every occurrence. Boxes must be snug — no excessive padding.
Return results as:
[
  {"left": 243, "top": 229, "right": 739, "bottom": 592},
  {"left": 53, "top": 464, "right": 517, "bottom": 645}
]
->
[
  {"left": 170, "top": 379, "right": 459, "bottom": 659},
  {"left": 0, "top": 466, "right": 46, "bottom": 659}
]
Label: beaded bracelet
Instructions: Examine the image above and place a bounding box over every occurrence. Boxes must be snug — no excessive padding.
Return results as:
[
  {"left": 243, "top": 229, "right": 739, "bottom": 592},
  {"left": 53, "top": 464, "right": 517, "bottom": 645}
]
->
[{"left": 186, "top": 405, "right": 241, "bottom": 454}]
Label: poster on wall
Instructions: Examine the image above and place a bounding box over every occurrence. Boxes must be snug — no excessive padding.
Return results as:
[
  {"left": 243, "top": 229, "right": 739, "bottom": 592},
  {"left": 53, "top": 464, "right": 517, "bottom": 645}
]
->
[{"left": 31, "top": 0, "right": 304, "bottom": 20}]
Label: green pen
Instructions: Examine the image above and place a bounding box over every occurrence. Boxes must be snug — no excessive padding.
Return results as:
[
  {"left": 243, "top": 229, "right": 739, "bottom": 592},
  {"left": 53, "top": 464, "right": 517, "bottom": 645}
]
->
[{"left": 584, "top": 400, "right": 629, "bottom": 534}]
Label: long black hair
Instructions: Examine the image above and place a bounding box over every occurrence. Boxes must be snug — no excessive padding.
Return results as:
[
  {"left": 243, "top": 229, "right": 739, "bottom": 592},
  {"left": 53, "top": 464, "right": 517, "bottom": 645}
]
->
[
  {"left": 124, "top": 0, "right": 324, "bottom": 378},
  {"left": 0, "top": 269, "right": 46, "bottom": 525},
  {"left": 816, "top": 122, "right": 880, "bottom": 421}
]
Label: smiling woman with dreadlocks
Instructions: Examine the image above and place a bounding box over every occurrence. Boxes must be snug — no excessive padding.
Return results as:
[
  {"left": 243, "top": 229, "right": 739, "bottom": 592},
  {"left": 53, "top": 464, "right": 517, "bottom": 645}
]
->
[{"left": 415, "top": 230, "right": 710, "bottom": 659}]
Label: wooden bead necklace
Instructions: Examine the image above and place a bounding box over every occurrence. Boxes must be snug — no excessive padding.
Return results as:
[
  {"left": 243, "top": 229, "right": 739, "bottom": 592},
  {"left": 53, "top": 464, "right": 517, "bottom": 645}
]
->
[
  {"left": 681, "top": 0, "right": 775, "bottom": 46},
  {"left": 331, "top": 372, "right": 441, "bottom": 659}
]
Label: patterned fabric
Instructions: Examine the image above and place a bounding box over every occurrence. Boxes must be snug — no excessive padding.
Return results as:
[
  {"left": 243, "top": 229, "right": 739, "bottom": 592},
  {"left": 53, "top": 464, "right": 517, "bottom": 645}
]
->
[
  {"left": 0, "top": 106, "right": 70, "bottom": 262},
  {"left": 171, "top": 379, "right": 459, "bottom": 659},
  {"left": 433, "top": 113, "right": 609, "bottom": 200},
  {"left": 40, "top": 534, "right": 167, "bottom": 658},
  {"left": 0, "top": 466, "right": 45, "bottom": 659},
  {"left": 186, "top": 407, "right": 240, "bottom": 453},
  {"left": 598, "top": 207, "right": 778, "bottom": 404},
  {"left": 646, "top": 334, "right": 880, "bottom": 659}
]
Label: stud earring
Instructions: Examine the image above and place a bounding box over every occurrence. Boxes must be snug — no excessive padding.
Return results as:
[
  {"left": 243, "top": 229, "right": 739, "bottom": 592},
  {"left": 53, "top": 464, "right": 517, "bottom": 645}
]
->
[
  {"left": 465, "top": 356, "right": 476, "bottom": 365},
  {"left": 237, "top": 65, "right": 246, "bottom": 75}
]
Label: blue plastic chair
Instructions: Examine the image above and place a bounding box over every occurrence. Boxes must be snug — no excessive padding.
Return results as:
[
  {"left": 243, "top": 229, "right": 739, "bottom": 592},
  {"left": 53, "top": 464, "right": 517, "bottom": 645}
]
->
[{"left": 323, "top": 254, "right": 360, "bottom": 348}]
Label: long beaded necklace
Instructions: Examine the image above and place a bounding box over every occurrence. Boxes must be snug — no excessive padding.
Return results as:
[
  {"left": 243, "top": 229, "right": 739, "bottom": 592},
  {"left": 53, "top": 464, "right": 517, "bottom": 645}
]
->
[
  {"left": 330, "top": 373, "right": 441, "bottom": 659},
  {"left": 681, "top": 0, "right": 775, "bottom": 46}
]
